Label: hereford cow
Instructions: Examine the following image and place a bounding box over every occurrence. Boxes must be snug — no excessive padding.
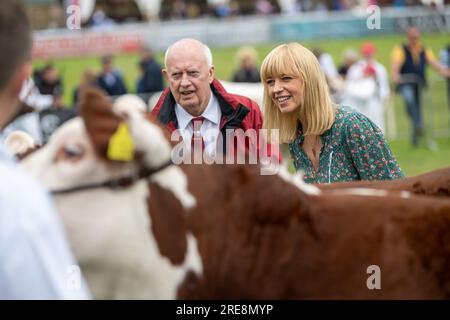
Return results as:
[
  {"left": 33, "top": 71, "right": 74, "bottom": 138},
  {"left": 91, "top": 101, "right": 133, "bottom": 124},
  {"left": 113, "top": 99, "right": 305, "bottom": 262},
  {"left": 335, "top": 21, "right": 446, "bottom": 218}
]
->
[
  {"left": 318, "top": 168, "right": 450, "bottom": 198},
  {"left": 18, "top": 89, "right": 450, "bottom": 299}
]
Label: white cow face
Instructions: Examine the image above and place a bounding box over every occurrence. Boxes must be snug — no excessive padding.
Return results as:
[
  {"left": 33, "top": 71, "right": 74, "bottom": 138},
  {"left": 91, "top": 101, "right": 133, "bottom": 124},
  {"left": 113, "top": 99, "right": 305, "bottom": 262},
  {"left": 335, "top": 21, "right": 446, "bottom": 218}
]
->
[
  {"left": 20, "top": 93, "right": 202, "bottom": 299},
  {"left": 21, "top": 94, "right": 173, "bottom": 193},
  {"left": 22, "top": 118, "right": 137, "bottom": 193}
]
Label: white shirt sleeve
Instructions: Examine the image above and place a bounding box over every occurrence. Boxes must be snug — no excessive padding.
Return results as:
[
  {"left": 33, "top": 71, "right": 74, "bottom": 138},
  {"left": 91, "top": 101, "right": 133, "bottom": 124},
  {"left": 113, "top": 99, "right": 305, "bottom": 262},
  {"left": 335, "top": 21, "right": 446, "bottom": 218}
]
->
[
  {"left": 19, "top": 78, "right": 53, "bottom": 111},
  {"left": 0, "top": 156, "right": 91, "bottom": 300}
]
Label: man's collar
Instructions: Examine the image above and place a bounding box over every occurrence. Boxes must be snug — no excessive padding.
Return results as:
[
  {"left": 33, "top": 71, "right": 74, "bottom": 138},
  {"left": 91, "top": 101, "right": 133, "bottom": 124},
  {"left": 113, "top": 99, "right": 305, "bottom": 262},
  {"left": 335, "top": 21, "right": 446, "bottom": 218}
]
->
[
  {"left": 175, "top": 92, "right": 220, "bottom": 130},
  {"left": 174, "top": 103, "right": 193, "bottom": 130},
  {"left": 201, "top": 93, "right": 220, "bottom": 125}
]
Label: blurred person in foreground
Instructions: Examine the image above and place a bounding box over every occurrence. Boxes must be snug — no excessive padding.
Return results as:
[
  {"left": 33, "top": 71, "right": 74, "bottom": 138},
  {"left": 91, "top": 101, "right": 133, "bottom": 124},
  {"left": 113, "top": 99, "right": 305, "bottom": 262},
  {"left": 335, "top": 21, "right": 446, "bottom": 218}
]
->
[
  {"left": 391, "top": 27, "right": 450, "bottom": 146},
  {"left": 0, "top": 0, "right": 90, "bottom": 299},
  {"left": 343, "top": 42, "right": 390, "bottom": 133},
  {"left": 261, "top": 43, "right": 404, "bottom": 184}
]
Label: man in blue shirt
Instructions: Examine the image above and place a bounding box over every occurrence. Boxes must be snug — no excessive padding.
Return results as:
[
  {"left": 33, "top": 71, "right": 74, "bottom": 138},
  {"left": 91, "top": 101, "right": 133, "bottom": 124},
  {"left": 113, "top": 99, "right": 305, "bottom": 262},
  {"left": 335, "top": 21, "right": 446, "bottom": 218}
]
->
[
  {"left": 440, "top": 44, "right": 450, "bottom": 124},
  {"left": 96, "top": 55, "right": 127, "bottom": 97},
  {"left": 136, "top": 46, "right": 164, "bottom": 96}
]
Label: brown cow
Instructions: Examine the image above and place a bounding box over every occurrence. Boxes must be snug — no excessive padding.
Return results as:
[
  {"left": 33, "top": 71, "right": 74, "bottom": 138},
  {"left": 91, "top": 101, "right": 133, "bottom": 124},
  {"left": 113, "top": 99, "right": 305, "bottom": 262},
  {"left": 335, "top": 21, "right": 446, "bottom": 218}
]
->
[
  {"left": 318, "top": 168, "right": 450, "bottom": 198},
  {"left": 174, "top": 165, "right": 450, "bottom": 299},
  {"left": 18, "top": 89, "right": 450, "bottom": 299}
]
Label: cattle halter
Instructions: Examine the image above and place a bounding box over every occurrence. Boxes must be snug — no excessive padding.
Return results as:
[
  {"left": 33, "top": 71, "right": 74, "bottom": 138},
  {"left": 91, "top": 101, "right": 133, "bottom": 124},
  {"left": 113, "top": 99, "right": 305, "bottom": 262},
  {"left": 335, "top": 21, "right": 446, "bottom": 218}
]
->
[{"left": 50, "top": 159, "right": 173, "bottom": 195}]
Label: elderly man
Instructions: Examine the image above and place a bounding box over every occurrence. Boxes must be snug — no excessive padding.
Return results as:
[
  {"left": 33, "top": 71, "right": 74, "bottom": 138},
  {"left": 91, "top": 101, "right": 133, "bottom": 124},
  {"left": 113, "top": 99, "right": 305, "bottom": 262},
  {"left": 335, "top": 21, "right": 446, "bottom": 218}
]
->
[
  {"left": 0, "top": 0, "right": 90, "bottom": 299},
  {"left": 152, "top": 38, "right": 276, "bottom": 163}
]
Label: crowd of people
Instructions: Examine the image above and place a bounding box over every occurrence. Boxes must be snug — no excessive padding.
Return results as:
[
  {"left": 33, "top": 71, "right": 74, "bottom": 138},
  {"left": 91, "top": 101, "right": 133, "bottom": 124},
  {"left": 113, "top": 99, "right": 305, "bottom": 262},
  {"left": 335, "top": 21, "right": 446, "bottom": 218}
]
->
[
  {"left": 37, "top": 0, "right": 442, "bottom": 30},
  {"left": 312, "top": 29, "right": 450, "bottom": 147},
  {"left": 1, "top": 46, "right": 166, "bottom": 144},
  {"left": 7, "top": 24, "right": 450, "bottom": 148}
]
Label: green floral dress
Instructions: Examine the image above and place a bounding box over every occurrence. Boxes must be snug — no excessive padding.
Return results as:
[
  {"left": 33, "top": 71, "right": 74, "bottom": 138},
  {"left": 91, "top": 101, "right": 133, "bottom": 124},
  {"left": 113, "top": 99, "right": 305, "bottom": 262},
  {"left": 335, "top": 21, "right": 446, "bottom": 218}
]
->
[{"left": 289, "top": 106, "right": 404, "bottom": 184}]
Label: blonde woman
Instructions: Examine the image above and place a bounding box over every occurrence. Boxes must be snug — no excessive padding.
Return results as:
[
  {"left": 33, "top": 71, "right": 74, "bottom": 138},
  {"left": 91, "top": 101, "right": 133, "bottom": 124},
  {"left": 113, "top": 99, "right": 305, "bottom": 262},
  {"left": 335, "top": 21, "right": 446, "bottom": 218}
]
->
[{"left": 261, "top": 43, "right": 404, "bottom": 183}]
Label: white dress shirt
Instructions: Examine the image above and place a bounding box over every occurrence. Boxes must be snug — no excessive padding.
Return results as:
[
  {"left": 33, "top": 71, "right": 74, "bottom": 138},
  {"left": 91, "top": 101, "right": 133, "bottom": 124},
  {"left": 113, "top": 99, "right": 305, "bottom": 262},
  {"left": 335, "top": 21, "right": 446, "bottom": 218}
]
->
[
  {"left": 0, "top": 144, "right": 91, "bottom": 299},
  {"left": 175, "top": 93, "right": 222, "bottom": 157}
]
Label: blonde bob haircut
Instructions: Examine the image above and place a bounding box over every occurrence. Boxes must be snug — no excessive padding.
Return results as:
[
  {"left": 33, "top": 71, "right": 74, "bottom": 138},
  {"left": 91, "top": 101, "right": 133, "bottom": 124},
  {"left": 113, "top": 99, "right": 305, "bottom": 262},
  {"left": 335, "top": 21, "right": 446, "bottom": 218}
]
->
[{"left": 261, "top": 43, "right": 335, "bottom": 143}]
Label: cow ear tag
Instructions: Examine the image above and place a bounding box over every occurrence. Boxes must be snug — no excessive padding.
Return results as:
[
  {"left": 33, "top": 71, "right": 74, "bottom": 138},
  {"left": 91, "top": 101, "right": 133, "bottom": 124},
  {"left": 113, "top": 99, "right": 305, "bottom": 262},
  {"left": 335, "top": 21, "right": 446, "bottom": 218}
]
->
[{"left": 107, "top": 122, "right": 134, "bottom": 161}]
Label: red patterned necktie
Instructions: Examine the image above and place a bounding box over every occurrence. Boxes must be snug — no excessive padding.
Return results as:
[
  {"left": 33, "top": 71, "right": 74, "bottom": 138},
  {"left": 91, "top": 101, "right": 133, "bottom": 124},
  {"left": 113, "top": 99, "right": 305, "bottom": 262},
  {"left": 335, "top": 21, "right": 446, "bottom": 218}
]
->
[{"left": 191, "top": 116, "right": 205, "bottom": 154}]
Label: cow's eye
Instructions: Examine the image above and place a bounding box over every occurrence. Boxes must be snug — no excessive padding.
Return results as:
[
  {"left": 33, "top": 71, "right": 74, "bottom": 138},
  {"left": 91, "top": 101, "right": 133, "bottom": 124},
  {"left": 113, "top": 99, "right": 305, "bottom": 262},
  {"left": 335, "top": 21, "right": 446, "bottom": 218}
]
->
[
  {"left": 55, "top": 144, "right": 84, "bottom": 162},
  {"left": 64, "top": 145, "right": 82, "bottom": 158}
]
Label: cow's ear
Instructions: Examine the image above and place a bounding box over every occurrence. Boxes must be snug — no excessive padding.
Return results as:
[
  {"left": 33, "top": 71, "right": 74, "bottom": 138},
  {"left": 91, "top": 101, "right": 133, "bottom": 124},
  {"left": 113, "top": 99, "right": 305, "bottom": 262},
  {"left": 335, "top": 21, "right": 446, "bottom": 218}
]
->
[
  {"left": 79, "top": 87, "right": 124, "bottom": 161},
  {"left": 4, "top": 130, "right": 39, "bottom": 160}
]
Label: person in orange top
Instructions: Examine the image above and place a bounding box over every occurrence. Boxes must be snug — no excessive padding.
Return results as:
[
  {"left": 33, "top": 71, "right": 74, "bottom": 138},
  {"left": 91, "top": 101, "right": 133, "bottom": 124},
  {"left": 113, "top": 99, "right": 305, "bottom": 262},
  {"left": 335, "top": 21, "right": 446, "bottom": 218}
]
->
[{"left": 391, "top": 27, "right": 450, "bottom": 146}]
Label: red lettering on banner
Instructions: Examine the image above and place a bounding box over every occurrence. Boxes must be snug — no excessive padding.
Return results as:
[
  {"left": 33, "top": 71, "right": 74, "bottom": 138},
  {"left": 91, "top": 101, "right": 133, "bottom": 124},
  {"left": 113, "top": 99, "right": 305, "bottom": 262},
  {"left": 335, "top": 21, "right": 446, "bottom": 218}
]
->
[{"left": 32, "top": 32, "right": 143, "bottom": 59}]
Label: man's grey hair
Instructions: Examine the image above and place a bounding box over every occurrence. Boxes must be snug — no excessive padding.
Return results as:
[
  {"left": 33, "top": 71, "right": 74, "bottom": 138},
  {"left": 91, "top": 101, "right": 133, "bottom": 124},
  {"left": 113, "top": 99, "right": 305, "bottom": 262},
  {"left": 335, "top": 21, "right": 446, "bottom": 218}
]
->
[{"left": 164, "top": 41, "right": 213, "bottom": 68}]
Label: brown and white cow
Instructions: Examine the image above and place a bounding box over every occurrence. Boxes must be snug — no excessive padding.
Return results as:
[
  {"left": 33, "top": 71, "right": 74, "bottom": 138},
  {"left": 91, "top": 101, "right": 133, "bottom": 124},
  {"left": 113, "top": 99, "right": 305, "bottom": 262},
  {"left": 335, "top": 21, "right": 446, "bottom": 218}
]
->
[{"left": 18, "top": 89, "right": 450, "bottom": 299}]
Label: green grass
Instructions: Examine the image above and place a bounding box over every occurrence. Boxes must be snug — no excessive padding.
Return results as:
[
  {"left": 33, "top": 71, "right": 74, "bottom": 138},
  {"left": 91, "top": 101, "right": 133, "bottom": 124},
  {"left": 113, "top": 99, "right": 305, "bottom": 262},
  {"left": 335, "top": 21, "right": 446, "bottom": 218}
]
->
[
  {"left": 34, "top": 32, "right": 450, "bottom": 176},
  {"left": 389, "top": 137, "right": 450, "bottom": 175}
]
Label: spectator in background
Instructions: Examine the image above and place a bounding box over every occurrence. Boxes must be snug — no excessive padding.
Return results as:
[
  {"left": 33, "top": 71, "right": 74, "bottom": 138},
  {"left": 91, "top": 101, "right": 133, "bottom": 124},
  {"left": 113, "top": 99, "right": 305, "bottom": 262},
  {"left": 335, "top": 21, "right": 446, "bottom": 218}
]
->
[
  {"left": 343, "top": 42, "right": 390, "bottom": 132},
  {"left": 47, "top": 2, "right": 65, "bottom": 29},
  {"left": 1, "top": 77, "right": 54, "bottom": 144},
  {"left": 211, "top": 0, "right": 232, "bottom": 18},
  {"left": 440, "top": 44, "right": 450, "bottom": 122},
  {"left": 96, "top": 55, "right": 127, "bottom": 97},
  {"left": 172, "top": 0, "right": 187, "bottom": 19},
  {"left": 186, "top": 2, "right": 201, "bottom": 19},
  {"left": 338, "top": 48, "right": 359, "bottom": 80},
  {"left": 136, "top": 46, "right": 164, "bottom": 96},
  {"left": 72, "top": 68, "right": 98, "bottom": 108},
  {"left": 391, "top": 27, "right": 450, "bottom": 146},
  {"left": 90, "top": 8, "right": 116, "bottom": 30},
  {"left": 34, "top": 63, "right": 64, "bottom": 108},
  {"left": 256, "top": 0, "right": 275, "bottom": 14},
  {"left": 312, "top": 47, "right": 344, "bottom": 97},
  {"left": 232, "top": 46, "right": 261, "bottom": 83}
]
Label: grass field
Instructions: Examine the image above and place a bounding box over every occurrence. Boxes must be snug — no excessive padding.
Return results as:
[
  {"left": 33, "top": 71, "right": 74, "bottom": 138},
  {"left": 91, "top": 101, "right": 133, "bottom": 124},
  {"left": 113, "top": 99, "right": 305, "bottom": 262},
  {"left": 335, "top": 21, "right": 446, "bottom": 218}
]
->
[{"left": 34, "top": 32, "right": 450, "bottom": 176}]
